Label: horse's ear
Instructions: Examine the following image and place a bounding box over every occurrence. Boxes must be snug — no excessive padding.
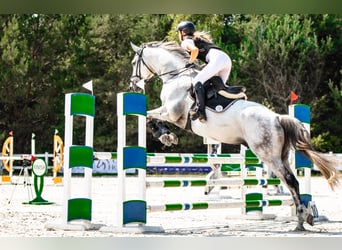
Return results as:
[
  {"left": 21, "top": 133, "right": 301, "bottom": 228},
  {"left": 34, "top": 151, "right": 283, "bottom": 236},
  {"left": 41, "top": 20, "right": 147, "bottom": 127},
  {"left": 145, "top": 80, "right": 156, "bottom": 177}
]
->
[{"left": 130, "top": 42, "right": 140, "bottom": 52}]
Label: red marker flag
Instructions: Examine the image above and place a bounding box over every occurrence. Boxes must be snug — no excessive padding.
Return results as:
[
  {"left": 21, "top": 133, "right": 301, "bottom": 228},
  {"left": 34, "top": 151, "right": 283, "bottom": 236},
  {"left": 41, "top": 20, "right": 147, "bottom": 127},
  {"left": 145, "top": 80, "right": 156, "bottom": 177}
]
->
[{"left": 290, "top": 91, "right": 298, "bottom": 105}]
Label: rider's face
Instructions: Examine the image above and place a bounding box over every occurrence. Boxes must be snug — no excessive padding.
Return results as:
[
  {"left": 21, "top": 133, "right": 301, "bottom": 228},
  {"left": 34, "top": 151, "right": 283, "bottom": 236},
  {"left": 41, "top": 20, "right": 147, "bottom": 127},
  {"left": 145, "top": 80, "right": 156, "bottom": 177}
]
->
[{"left": 178, "top": 30, "right": 184, "bottom": 41}]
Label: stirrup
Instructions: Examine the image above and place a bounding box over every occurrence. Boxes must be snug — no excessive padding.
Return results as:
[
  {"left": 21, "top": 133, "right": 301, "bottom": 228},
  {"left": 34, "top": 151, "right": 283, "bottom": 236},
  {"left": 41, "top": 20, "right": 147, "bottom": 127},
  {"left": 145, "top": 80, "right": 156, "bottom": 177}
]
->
[{"left": 190, "top": 108, "right": 207, "bottom": 122}]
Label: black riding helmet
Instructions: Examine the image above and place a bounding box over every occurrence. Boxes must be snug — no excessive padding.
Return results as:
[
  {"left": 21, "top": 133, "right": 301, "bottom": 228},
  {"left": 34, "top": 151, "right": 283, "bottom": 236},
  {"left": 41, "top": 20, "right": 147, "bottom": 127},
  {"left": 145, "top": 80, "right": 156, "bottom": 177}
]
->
[{"left": 176, "top": 21, "right": 195, "bottom": 35}]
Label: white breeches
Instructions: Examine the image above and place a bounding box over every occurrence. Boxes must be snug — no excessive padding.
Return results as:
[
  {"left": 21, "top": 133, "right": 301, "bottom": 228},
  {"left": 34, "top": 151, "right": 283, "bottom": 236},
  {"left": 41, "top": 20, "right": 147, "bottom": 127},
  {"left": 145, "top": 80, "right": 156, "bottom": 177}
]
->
[{"left": 193, "top": 49, "right": 232, "bottom": 85}]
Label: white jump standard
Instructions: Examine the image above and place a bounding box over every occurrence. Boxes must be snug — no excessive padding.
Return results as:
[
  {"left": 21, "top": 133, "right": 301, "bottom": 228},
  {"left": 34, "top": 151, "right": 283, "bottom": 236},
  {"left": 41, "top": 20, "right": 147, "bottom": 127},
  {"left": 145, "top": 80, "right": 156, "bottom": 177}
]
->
[
  {"left": 46, "top": 92, "right": 97, "bottom": 231},
  {"left": 109, "top": 92, "right": 163, "bottom": 232}
]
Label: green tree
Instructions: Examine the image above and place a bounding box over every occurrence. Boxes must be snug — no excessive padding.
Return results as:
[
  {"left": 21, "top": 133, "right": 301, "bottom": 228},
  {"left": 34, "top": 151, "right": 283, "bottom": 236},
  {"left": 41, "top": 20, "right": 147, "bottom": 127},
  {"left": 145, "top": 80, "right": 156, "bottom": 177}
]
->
[
  {"left": 0, "top": 14, "right": 94, "bottom": 153},
  {"left": 235, "top": 14, "right": 334, "bottom": 113},
  {"left": 311, "top": 78, "right": 342, "bottom": 152},
  {"left": 309, "top": 15, "right": 342, "bottom": 152}
]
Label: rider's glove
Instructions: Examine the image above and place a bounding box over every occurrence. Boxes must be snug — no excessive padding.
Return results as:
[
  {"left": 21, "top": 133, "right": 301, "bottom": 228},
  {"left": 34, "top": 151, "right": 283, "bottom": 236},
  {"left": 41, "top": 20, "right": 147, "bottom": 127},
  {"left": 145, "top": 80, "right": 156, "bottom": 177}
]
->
[{"left": 185, "top": 62, "right": 194, "bottom": 68}]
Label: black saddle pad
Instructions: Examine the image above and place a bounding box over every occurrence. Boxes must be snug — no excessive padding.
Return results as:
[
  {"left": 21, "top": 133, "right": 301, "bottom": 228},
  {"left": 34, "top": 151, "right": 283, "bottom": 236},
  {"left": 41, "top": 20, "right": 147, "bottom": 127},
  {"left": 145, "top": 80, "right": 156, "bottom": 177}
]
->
[
  {"left": 205, "top": 92, "right": 242, "bottom": 112},
  {"left": 190, "top": 76, "right": 246, "bottom": 112}
]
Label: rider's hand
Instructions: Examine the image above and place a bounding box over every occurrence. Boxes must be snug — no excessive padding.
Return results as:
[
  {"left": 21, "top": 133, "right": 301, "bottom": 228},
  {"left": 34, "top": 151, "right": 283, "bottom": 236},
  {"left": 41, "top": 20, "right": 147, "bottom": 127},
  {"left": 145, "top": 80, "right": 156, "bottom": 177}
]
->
[{"left": 185, "top": 62, "right": 194, "bottom": 68}]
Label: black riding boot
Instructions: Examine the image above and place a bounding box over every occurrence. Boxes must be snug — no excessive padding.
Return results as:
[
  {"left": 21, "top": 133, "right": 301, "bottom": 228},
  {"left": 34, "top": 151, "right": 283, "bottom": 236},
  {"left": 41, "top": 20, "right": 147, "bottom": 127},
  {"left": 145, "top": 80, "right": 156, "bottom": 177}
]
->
[{"left": 190, "top": 82, "right": 207, "bottom": 122}]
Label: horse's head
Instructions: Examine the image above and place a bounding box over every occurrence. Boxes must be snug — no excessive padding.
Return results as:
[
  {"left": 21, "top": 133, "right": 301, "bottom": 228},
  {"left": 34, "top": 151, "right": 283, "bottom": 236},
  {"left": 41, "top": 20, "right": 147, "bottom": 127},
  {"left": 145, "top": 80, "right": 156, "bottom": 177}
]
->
[
  {"left": 129, "top": 42, "right": 156, "bottom": 92},
  {"left": 129, "top": 41, "right": 191, "bottom": 92}
]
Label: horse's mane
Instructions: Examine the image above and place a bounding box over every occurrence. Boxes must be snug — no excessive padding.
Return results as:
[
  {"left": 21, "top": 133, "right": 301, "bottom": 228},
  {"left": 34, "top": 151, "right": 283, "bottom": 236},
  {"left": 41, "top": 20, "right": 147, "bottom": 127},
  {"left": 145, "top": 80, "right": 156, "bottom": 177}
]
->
[{"left": 142, "top": 41, "right": 190, "bottom": 60}]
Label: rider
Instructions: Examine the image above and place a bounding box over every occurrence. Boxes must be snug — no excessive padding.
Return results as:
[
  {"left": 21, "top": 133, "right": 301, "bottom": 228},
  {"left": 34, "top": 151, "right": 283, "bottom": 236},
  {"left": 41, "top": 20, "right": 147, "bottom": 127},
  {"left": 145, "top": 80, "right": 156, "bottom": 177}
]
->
[{"left": 176, "top": 20, "right": 232, "bottom": 122}]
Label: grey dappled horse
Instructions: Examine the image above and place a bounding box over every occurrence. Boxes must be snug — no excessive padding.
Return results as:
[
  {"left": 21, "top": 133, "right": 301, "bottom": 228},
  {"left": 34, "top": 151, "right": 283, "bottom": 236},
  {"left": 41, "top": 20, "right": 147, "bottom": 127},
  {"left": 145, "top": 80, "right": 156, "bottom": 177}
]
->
[{"left": 129, "top": 41, "right": 340, "bottom": 231}]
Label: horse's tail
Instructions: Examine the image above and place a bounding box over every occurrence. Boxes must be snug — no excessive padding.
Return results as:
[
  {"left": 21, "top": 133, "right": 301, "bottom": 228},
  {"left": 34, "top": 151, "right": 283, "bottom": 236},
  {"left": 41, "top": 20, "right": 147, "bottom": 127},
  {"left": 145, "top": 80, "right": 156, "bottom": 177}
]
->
[{"left": 279, "top": 115, "right": 340, "bottom": 190}]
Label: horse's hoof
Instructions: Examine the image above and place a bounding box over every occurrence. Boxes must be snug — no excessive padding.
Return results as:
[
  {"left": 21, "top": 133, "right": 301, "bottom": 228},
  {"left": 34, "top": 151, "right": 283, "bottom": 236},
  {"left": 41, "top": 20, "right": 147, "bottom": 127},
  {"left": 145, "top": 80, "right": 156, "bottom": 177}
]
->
[
  {"left": 159, "top": 135, "right": 172, "bottom": 146},
  {"left": 170, "top": 133, "right": 178, "bottom": 145},
  {"left": 294, "top": 225, "right": 306, "bottom": 231},
  {"left": 306, "top": 214, "right": 314, "bottom": 226},
  {"left": 159, "top": 134, "right": 177, "bottom": 147}
]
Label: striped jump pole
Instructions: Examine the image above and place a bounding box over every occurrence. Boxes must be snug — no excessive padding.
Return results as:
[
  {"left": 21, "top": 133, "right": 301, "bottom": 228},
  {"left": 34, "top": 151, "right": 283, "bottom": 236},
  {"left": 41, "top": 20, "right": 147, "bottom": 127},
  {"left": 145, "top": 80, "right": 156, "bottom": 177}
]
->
[
  {"left": 148, "top": 199, "right": 293, "bottom": 212},
  {"left": 146, "top": 152, "right": 260, "bottom": 165},
  {"left": 146, "top": 178, "right": 281, "bottom": 188},
  {"left": 46, "top": 92, "right": 96, "bottom": 231}
]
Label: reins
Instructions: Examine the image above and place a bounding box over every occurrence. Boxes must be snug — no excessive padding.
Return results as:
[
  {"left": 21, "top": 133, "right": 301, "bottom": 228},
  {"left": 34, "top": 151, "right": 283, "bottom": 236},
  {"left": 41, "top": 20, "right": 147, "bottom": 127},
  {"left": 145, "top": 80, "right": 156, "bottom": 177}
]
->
[{"left": 133, "top": 45, "right": 193, "bottom": 82}]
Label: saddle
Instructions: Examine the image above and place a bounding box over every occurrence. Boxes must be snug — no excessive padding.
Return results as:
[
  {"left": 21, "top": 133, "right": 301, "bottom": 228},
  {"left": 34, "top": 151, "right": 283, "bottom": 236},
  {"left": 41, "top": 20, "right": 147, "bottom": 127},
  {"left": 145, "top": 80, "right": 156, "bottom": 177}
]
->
[{"left": 190, "top": 76, "right": 247, "bottom": 112}]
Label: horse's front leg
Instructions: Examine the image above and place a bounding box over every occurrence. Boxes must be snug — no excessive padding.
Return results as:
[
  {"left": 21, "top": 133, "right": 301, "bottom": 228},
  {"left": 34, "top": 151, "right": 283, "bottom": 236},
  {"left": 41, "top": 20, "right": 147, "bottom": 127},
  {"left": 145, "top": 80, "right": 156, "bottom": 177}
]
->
[
  {"left": 147, "top": 106, "right": 178, "bottom": 146},
  {"left": 147, "top": 106, "right": 170, "bottom": 122}
]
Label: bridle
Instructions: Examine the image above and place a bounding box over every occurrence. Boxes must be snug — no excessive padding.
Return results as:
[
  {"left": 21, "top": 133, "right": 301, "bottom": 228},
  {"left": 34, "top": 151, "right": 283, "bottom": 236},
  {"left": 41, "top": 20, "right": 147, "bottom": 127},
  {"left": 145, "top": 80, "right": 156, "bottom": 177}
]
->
[
  {"left": 129, "top": 45, "right": 193, "bottom": 92},
  {"left": 131, "top": 46, "right": 155, "bottom": 82}
]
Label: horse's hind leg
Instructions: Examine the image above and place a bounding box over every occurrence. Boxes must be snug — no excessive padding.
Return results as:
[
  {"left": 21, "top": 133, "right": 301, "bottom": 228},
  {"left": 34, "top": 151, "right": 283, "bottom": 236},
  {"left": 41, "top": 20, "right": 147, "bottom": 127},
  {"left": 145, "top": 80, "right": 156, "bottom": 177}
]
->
[{"left": 266, "top": 159, "right": 313, "bottom": 231}]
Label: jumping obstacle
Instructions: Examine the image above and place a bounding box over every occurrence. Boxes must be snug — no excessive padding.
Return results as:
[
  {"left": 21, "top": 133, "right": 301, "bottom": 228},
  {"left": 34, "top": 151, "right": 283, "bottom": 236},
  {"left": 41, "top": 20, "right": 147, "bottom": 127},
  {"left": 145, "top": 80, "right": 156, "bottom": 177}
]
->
[
  {"left": 1, "top": 132, "right": 62, "bottom": 185},
  {"left": 99, "top": 92, "right": 296, "bottom": 233},
  {"left": 46, "top": 91, "right": 316, "bottom": 233}
]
